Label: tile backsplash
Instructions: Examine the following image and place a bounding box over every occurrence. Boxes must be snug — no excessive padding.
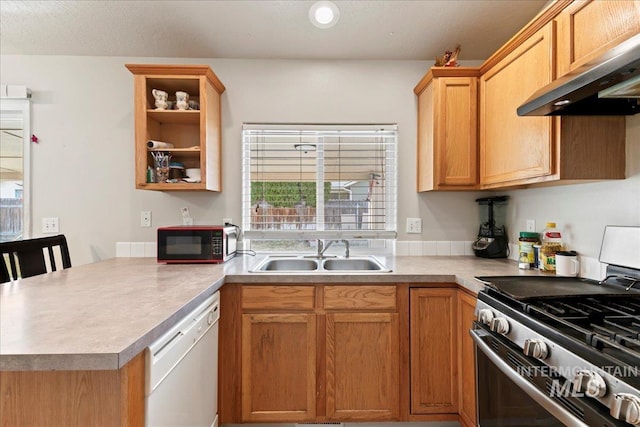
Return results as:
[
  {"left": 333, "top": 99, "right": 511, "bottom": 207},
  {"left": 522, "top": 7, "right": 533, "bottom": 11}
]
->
[
  {"left": 396, "top": 241, "right": 476, "bottom": 257},
  {"left": 116, "top": 242, "right": 156, "bottom": 258}
]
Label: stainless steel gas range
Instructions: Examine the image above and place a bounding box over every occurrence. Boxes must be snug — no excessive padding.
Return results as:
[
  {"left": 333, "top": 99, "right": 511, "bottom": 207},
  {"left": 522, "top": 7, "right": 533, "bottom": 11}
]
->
[{"left": 471, "top": 226, "right": 640, "bottom": 427}]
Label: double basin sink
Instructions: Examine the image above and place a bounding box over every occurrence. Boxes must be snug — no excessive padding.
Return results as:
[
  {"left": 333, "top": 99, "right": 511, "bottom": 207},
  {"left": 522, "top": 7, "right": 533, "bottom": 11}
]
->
[{"left": 250, "top": 255, "right": 391, "bottom": 273}]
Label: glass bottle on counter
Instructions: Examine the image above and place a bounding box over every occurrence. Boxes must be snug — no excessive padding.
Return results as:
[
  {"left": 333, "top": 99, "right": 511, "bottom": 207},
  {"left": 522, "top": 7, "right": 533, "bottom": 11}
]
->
[{"left": 518, "top": 232, "right": 540, "bottom": 269}]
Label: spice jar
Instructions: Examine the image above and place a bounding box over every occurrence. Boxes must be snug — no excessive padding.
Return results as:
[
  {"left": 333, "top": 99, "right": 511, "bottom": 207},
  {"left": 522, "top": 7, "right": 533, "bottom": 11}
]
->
[{"left": 518, "top": 232, "right": 540, "bottom": 269}]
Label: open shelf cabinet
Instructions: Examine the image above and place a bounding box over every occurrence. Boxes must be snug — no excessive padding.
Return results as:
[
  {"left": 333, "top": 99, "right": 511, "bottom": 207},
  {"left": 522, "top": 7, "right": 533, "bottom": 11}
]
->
[{"left": 125, "top": 64, "right": 226, "bottom": 191}]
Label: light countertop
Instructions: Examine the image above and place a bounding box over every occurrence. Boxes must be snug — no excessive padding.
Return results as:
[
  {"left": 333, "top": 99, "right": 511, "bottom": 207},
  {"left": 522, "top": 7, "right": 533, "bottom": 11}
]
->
[{"left": 0, "top": 255, "right": 536, "bottom": 371}]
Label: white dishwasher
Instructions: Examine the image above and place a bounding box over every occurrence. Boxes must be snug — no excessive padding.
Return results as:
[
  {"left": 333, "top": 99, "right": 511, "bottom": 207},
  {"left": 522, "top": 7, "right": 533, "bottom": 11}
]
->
[{"left": 145, "top": 292, "right": 219, "bottom": 427}]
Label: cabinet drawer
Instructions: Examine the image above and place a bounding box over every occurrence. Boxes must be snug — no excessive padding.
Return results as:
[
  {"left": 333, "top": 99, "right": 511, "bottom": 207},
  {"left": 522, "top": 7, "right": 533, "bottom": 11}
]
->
[
  {"left": 242, "top": 286, "right": 315, "bottom": 310},
  {"left": 324, "top": 286, "right": 396, "bottom": 310}
]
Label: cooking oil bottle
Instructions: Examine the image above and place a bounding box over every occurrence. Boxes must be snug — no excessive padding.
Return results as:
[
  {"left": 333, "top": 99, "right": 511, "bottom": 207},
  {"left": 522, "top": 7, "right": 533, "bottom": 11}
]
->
[{"left": 540, "top": 222, "right": 563, "bottom": 272}]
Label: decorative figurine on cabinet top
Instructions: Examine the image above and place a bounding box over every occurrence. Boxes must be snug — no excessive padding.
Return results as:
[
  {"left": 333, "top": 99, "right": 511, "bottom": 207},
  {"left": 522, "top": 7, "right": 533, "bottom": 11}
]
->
[{"left": 435, "top": 45, "right": 461, "bottom": 67}]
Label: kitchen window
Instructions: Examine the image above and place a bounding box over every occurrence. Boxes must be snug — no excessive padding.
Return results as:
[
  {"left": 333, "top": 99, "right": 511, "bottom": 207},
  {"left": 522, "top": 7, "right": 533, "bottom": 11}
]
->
[{"left": 242, "top": 124, "right": 397, "bottom": 253}]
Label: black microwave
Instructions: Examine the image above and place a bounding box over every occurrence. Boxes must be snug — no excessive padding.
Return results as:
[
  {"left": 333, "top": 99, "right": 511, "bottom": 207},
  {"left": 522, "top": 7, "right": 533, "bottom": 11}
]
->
[{"left": 157, "top": 225, "right": 238, "bottom": 263}]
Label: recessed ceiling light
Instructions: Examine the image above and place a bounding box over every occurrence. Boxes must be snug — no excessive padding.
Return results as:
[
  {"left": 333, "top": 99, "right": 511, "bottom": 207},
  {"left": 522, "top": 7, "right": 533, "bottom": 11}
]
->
[{"left": 309, "top": 1, "right": 340, "bottom": 29}]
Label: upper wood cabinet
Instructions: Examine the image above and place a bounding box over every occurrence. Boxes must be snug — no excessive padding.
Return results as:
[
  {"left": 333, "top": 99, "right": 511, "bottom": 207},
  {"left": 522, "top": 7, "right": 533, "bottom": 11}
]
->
[
  {"left": 556, "top": 0, "right": 640, "bottom": 77},
  {"left": 125, "top": 64, "right": 225, "bottom": 191},
  {"left": 479, "top": 23, "right": 555, "bottom": 187},
  {"left": 479, "top": 22, "right": 626, "bottom": 189},
  {"left": 415, "top": 68, "right": 480, "bottom": 191}
]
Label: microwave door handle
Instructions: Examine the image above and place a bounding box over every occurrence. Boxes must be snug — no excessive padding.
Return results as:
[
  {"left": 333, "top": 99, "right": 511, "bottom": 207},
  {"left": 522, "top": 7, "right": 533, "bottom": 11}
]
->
[{"left": 470, "top": 329, "right": 589, "bottom": 427}]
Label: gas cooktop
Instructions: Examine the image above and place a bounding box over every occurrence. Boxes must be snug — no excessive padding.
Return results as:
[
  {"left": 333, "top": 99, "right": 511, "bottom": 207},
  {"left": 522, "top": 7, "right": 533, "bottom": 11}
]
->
[{"left": 476, "top": 275, "right": 639, "bottom": 300}]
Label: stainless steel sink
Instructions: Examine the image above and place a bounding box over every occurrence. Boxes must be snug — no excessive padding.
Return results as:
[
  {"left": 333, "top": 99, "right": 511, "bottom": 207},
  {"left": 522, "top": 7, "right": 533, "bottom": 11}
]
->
[
  {"left": 254, "top": 258, "right": 319, "bottom": 271},
  {"left": 322, "top": 258, "right": 387, "bottom": 271},
  {"left": 250, "top": 256, "right": 390, "bottom": 273}
]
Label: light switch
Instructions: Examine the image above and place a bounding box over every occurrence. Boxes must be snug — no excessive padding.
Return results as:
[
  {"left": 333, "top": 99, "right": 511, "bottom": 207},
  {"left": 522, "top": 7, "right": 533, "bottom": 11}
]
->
[{"left": 42, "top": 217, "right": 59, "bottom": 233}]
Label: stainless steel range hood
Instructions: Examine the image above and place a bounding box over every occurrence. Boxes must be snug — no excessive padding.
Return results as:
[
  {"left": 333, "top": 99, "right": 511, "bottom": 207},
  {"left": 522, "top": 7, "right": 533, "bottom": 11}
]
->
[{"left": 518, "top": 33, "right": 640, "bottom": 116}]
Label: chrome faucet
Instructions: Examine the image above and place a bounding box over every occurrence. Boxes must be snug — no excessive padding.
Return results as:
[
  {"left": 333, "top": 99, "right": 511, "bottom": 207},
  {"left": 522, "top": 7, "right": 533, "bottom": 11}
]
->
[{"left": 317, "top": 239, "right": 350, "bottom": 258}]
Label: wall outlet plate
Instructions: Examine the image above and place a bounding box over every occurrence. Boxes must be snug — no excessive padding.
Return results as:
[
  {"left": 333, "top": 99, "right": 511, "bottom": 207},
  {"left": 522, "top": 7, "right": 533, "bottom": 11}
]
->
[
  {"left": 406, "top": 217, "right": 422, "bottom": 234},
  {"left": 42, "top": 217, "right": 59, "bottom": 233},
  {"left": 526, "top": 219, "right": 536, "bottom": 232},
  {"left": 141, "top": 211, "right": 152, "bottom": 227}
]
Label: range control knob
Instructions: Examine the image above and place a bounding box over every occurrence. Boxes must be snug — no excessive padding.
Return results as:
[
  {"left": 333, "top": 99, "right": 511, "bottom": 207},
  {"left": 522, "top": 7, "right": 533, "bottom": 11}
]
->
[
  {"left": 573, "top": 370, "right": 606, "bottom": 398},
  {"left": 611, "top": 393, "right": 640, "bottom": 425},
  {"left": 490, "top": 317, "right": 510, "bottom": 335},
  {"left": 477, "top": 309, "right": 494, "bottom": 325},
  {"left": 523, "top": 338, "right": 549, "bottom": 360}
]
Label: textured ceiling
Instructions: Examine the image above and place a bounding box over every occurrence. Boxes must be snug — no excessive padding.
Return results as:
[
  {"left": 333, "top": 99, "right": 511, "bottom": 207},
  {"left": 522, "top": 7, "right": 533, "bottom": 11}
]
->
[{"left": 0, "top": 0, "right": 549, "bottom": 61}]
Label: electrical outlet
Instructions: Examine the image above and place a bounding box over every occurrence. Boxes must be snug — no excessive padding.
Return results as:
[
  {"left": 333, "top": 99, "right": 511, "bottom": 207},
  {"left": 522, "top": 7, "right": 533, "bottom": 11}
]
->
[
  {"left": 141, "top": 211, "right": 152, "bottom": 227},
  {"left": 406, "top": 218, "right": 422, "bottom": 234},
  {"left": 181, "top": 207, "right": 193, "bottom": 225},
  {"left": 526, "top": 219, "right": 536, "bottom": 232},
  {"left": 42, "top": 217, "right": 59, "bottom": 233},
  {"left": 223, "top": 217, "right": 232, "bottom": 225}
]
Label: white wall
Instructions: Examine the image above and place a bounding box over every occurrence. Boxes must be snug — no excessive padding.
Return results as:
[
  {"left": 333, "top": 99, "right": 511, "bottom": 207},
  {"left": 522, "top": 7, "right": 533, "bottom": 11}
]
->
[
  {"left": 505, "top": 115, "right": 640, "bottom": 259},
  {"left": 1, "top": 54, "right": 638, "bottom": 265},
  {"left": 0, "top": 55, "right": 483, "bottom": 265}
]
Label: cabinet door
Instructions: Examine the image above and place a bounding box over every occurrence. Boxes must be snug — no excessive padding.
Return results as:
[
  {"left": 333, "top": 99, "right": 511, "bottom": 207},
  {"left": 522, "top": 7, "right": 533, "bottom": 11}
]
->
[
  {"left": 410, "top": 288, "right": 458, "bottom": 414},
  {"left": 416, "top": 71, "right": 478, "bottom": 191},
  {"left": 434, "top": 77, "right": 478, "bottom": 188},
  {"left": 326, "top": 312, "right": 399, "bottom": 421},
  {"left": 556, "top": 0, "right": 640, "bottom": 77},
  {"left": 479, "top": 23, "right": 554, "bottom": 187},
  {"left": 241, "top": 313, "right": 316, "bottom": 422},
  {"left": 417, "top": 81, "right": 436, "bottom": 191},
  {"left": 458, "top": 291, "right": 477, "bottom": 427}
]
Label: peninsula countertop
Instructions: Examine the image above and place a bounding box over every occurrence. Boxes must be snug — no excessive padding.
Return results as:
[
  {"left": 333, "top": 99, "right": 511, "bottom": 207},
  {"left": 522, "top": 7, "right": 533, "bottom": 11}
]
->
[{"left": 0, "top": 255, "right": 532, "bottom": 371}]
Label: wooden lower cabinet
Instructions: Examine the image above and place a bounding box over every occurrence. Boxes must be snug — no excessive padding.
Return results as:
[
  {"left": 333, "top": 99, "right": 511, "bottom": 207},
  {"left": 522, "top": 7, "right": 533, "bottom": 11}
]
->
[
  {"left": 0, "top": 352, "right": 145, "bottom": 427},
  {"left": 223, "top": 284, "right": 476, "bottom": 424},
  {"left": 410, "top": 288, "right": 459, "bottom": 415},
  {"left": 458, "top": 290, "right": 478, "bottom": 427},
  {"left": 229, "top": 284, "right": 401, "bottom": 423},
  {"left": 326, "top": 312, "right": 399, "bottom": 421},
  {"left": 241, "top": 312, "right": 317, "bottom": 422}
]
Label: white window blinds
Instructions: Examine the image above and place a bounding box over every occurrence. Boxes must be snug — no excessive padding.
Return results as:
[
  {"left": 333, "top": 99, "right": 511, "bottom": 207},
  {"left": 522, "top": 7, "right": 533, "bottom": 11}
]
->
[{"left": 242, "top": 124, "right": 397, "bottom": 240}]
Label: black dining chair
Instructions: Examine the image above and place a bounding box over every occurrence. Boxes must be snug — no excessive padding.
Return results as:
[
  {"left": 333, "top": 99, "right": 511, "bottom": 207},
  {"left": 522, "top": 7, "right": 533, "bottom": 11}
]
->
[{"left": 0, "top": 234, "right": 72, "bottom": 283}]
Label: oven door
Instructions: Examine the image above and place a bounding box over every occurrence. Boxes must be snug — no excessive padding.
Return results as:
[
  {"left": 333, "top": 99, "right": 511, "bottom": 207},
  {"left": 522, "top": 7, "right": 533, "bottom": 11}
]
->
[{"left": 472, "top": 326, "right": 592, "bottom": 427}]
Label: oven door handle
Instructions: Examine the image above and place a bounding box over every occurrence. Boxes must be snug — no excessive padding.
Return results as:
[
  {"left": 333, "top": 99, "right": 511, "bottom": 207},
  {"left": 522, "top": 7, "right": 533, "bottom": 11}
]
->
[{"left": 471, "top": 329, "right": 589, "bottom": 427}]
